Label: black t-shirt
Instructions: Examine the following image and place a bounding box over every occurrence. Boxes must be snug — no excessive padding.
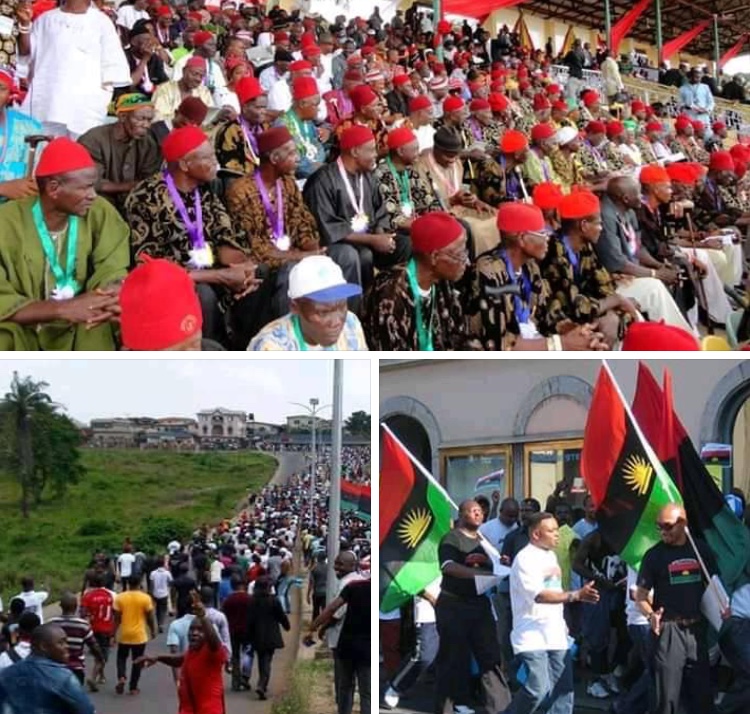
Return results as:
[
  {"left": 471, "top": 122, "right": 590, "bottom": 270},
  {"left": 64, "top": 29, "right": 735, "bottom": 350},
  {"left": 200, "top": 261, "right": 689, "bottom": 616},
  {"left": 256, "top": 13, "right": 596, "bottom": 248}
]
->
[
  {"left": 173, "top": 574, "right": 197, "bottom": 611},
  {"left": 637, "top": 539, "right": 718, "bottom": 620},
  {"left": 438, "top": 529, "right": 492, "bottom": 599},
  {"left": 337, "top": 579, "right": 370, "bottom": 664}
]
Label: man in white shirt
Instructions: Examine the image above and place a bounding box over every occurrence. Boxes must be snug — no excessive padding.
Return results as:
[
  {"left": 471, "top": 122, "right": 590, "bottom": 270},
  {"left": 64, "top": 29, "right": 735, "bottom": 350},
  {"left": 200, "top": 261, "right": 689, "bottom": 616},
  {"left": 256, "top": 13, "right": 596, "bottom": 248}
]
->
[
  {"left": 117, "top": 549, "right": 136, "bottom": 591},
  {"left": 14, "top": 578, "right": 49, "bottom": 624},
  {"left": 508, "top": 512, "right": 599, "bottom": 714},
  {"left": 116, "top": 0, "right": 149, "bottom": 32},
  {"left": 0, "top": 612, "right": 39, "bottom": 669},
  {"left": 149, "top": 560, "right": 173, "bottom": 633},
  {"left": 679, "top": 68, "right": 715, "bottom": 138}
]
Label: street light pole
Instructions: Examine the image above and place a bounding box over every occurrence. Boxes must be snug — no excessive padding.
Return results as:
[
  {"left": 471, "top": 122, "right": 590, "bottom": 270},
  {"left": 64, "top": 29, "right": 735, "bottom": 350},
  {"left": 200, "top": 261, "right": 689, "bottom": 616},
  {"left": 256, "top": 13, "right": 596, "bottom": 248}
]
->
[
  {"left": 310, "top": 397, "right": 318, "bottom": 526},
  {"left": 326, "top": 361, "right": 344, "bottom": 605}
]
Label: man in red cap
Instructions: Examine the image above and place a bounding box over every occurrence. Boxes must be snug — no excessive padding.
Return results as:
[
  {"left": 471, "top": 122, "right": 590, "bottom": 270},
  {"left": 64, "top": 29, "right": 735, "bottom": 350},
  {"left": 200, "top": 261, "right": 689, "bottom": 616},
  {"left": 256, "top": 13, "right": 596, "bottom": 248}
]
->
[
  {"left": 333, "top": 84, "right": 388, "bottom": 158},
  {"left": 374, "top": 126, "right": 441, "bottom": 233},
  {"left": 709, "top": 121, "right": 728, "bottom": 150},
  {"left": 119, "top": 257, "right": 205, "bottom": 351},
  {"left": 363, "top": 211, "right": 476, "bottom": 350},
  {"left": 276, "top": 76, "right": 327, "bottom": 180},
  {"left": 78, "top": 93, "right": 162, "bottom": 216},
  {"left": 539, "top": 189, "right": 639, "bottom": 348},
  {"left": 580, "top": 89, "right": 602, "bottom": 124},
  {"left": 225, "top": 126, "right": 322, "bottom": 335},
  {"left": 0, "top": 138, "right": 130, "bottom": 350},
  {"left": 577, "top": 120, "right": 619, "bottom": 184},
  {"left": 409, "top": 94, "right": 437, "bottom": 151},
  {"left": 386, "top": 73, "right": 415, "bottom": 118},
  {"left": 302, "top": 124, "right": 405, "bottom": 306},
  {"left": 172, "top": 30, "right": 227, "bottom": 106},
  {"left": 125, "top": 126, "right": 262, "bottom": 348},
  {"left": 522, "top": 123, "right": 559, "bottom": 188},
  {"left": 466, "top": 97, "right": 503, "bottom": 154},
  {"left": 214, "top": 76, "right": 268, "bottom": 176},
  {"left": 323, "top": 69, "right": 361, "bottom": 127},
  {"left": 670, "top": 115, "right": 709, "bottom": 164},
  {"left": 153, "top": 56, "right": 215, "bottom": 123}
]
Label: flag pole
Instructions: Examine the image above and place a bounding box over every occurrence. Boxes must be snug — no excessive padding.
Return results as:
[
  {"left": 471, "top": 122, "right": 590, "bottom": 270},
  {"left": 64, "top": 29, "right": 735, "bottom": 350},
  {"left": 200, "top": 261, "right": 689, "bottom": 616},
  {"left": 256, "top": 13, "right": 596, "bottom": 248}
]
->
[
  {"left": 326, "top": 360, "right": 343, "bottom": 606},
  {"left": 685, "top": 525, "right": 729, "bottom": 609}
]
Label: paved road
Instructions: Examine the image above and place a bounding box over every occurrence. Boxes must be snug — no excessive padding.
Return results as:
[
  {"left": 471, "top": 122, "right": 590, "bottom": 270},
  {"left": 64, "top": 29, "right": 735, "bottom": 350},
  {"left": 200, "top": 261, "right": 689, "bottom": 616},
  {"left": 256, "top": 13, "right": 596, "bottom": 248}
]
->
[{"left": 45, "top": 450, "right": 309, "bottom": 714}]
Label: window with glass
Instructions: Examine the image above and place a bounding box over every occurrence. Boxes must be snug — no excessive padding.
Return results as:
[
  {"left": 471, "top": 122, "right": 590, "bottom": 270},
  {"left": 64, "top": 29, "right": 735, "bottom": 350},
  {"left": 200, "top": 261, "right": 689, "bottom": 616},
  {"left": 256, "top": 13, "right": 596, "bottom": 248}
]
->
[
  {"left": 524, "top": 439, "right": 584, "bottom": 510},
  {"left": 440, "top": 446, "right": 512, "bottom": 507}
]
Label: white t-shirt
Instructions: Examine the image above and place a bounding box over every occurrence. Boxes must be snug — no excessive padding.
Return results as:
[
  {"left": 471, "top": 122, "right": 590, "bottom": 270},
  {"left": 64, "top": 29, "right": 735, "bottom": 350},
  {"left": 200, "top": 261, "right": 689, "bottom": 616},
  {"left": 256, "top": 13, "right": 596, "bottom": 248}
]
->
[
  {"left": 0, "top": 641, "right": 31, "bottom": 669},
  {"left": 479, "top": 518, "right": 518, "bottom": 552},
  {"left": 625, "top": 567, "right": 649, "bottom": 627},
  {"left": 150, "top": 568, "right": 173, "bottom": 599},
  {"left": 210, "top": 560, "right": 223, "bottom": 583},
  {"left": 15, "top": 591, "right": 48, "bottom": 624},
  {"left": 116, "top": 5, "right": 149, "bottom": 30},
  {"left": 510, "top": 544, "right": 568, "bottom": 653},
  {"left": 414, "top": 577, "right": 441, "bottom": 624},
  {"left": 118, "top": 553, "right": 136, "bottom": 578}
]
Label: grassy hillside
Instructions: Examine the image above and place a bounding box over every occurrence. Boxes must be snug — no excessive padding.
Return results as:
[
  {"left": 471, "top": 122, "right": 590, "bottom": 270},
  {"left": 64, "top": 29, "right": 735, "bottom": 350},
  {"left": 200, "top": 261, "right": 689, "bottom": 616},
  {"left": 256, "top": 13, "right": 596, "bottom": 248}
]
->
[{"left": 0, "top": 449, "right": 277, "bottom": 601}]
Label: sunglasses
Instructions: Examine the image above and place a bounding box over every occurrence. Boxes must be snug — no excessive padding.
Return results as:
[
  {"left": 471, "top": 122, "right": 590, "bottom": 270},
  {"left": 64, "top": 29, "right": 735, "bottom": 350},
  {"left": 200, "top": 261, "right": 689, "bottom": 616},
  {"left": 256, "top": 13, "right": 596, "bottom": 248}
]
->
[{"left": 656, "top": 519, "right": 683, "bottom": 532}]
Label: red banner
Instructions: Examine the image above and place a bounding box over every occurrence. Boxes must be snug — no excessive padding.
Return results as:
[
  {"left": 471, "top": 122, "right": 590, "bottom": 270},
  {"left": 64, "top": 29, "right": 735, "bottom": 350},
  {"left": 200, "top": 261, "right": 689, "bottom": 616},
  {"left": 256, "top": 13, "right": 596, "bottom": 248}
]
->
[
  {"left": 720, "top": 34, "right": 748, "bottom": 69},
  {"left": 610, "top": 0, "right": 652, "bottom": 54},
  {"left": 442, "top": 0, "right": 528, "bottom": 18},
  {"left": 660, "top": 19, "right": 712, "bottom": 62}
]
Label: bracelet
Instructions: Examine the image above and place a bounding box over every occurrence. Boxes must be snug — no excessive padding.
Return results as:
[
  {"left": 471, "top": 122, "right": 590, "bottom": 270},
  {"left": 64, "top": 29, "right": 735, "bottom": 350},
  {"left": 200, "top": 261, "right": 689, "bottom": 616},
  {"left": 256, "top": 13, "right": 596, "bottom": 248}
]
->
[{"left": 650, "top": 268, "right": 656, "bottom": 278}]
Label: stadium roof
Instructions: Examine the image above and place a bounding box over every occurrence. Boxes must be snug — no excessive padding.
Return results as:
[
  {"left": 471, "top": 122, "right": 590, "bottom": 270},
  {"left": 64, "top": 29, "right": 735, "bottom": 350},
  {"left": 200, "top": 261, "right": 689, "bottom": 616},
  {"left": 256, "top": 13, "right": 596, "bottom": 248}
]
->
[{"left": 441, "top": 0, "right": 745, "bottom": 61}]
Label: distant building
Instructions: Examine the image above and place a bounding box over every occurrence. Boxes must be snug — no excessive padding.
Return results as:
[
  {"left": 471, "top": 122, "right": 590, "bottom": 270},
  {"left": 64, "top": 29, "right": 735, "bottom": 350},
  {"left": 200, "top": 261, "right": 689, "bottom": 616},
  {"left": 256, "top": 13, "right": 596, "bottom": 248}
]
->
[
  {"left": 286, "top": 414, "right": 332, "bottom": 432},
  {"left": 247, "top": 420, "right": 283, "bottom": 436},
  {"left": 196, "top": 408, "right": 247, "bottom": 440},
  {"left": 89, "top": 417, "right": 157, "bottom": 448}
]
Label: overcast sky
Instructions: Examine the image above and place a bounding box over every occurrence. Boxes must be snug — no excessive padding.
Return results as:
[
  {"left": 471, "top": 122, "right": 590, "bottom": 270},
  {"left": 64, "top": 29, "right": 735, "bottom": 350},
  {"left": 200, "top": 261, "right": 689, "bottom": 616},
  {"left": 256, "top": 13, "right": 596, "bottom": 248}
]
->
[{"left": 0, "top": 359, "right": 371, "bottom": 424}]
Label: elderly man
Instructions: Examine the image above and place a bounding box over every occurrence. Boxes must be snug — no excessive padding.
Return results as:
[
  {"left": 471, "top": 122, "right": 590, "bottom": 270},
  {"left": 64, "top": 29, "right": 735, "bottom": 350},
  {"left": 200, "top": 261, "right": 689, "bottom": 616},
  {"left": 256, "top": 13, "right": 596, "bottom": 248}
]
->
[
  {"left": 680, "top": 68, "right": 715, "bottom": 137},
  {"left": 303, "top": 125, "right": 406, "bottom": 303},
  {"left": 523, "top": 124, "right": 559, "bottom": 188},
  {"left": 124, "top": 126, "right": 260, "bottom": 348},
  {"left": 363, "top": 212, "right": 472, "bottom": 351},
  {"left": 153, "top": 56, "right": 215, "bottom": 123},
  {"left": 124, "top": 21, "right": 169, "bottom": 98},
  {"left": 78, "top": 93, "right": 162, "bottom": 214},
  {"left": 0, "top": 138, "right": 129, "bottom": 350},
  {"left": 248, "top": 256, "right": 367, "bottom": 351},
  {"left": 171, "top": 31, "right": 227, "bottom": 106},
  {"left": 636, "top": 504, "right": 723, "bottom": 714},
  {"left": 214, "top": 76, "right": 268, "bottom": 176},
  {"left": 17, "top": 0, "right": 131, "bottom": 137},
  {"left": 226, "top": 126, "right": 322, "bottom": 325}
]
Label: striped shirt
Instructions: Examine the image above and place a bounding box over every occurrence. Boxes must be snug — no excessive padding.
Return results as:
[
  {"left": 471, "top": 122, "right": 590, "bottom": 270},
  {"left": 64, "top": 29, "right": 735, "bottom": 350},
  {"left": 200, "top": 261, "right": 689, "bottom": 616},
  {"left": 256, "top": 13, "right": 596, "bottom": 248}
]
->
[{"left": 47, "top": 616, "right": 94, "bottom": 671}]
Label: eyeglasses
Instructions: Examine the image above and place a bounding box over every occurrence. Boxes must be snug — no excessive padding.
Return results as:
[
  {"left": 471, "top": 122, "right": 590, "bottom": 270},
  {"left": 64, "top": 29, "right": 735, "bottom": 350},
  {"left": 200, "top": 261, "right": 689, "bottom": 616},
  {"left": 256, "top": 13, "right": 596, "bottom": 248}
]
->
[
  {"left": 656, "top": 519, "right": 683, "bottom": 532},
  {"left": 436, "top": 247, "right": 469, "bottom": 263}
]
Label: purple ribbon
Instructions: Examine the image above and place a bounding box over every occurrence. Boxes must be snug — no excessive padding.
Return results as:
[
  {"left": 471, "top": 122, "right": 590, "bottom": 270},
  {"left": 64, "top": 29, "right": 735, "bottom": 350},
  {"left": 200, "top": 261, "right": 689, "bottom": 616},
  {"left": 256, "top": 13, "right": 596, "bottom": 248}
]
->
[
  {"left": 254, "top": 171, "right": 284, "bottom": 242},
  {"left": 163, "top": 170, "right": 204, "bottom": 249},
  {"left": 239, "top": 116, "right": 259, "bottom": 156},
  {"left": 468, "top": 118, "right": 483, "bottom": 142}
]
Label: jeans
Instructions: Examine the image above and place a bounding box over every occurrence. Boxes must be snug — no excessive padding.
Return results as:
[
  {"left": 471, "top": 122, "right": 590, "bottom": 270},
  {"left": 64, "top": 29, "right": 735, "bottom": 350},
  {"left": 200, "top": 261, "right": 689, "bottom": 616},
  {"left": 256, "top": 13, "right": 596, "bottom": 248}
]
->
[
  {"left": 116, "top": 643, "right": 146, "bottom": 691},
  {"left": 390, "top": 622, "right": 439, "bottom": 695},
  {"left": 230, "top": 633, "right": 252, "bottom": 689},
  {"left": 717, "top": 617, "right": 750, "bottom": 714},
  {"left": 277, "top": 576, "right": 291, "bottom": 614},
  {"left": 507, "top": 649, "right": 574, "bottom": 714},
  {"left": 333, "top": 651, "right": 370, "bottom": 714}
]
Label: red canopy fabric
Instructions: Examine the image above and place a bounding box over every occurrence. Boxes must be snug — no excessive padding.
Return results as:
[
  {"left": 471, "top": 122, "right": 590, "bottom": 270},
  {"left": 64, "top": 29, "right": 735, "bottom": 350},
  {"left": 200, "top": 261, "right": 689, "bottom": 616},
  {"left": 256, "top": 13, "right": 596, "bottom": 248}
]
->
[
  {"left": 661, "top": 19, "right": 712, "bottom": 61},
  {"left": 443, "top": 0, "right": 528, "bottom": 18},
  {"left": 720, "top": 34, "right": 748, "bottom": 68},
  {"left": 610, "top": 0, "right": 652, "bottom": 55}
]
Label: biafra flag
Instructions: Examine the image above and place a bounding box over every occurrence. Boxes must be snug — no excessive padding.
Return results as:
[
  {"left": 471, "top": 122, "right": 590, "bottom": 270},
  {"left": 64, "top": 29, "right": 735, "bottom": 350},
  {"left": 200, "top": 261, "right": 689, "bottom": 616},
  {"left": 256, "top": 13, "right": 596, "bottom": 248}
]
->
[
  {"left": 581, "top": 365, "right": 682, "bottom": 571},
  {"left": 632, "top": 363, "right": 750, "bottom": 592},
  {"left": 341, "top": 480, "right": 371, "bottom": 520},
  {"left": 380, "top": 424, "right": 452, "bottom": 612}
]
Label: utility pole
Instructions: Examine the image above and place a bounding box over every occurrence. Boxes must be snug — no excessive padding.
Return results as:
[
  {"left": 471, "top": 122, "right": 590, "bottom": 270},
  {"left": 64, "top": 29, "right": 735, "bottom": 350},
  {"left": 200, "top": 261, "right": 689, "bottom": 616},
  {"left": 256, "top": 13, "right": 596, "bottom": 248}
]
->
[
  {"left": 326, "top": 361, "right": 344, "bottom": 605},
  {"left": 310, "top": 397, "right": 318, "bottom": 526}
]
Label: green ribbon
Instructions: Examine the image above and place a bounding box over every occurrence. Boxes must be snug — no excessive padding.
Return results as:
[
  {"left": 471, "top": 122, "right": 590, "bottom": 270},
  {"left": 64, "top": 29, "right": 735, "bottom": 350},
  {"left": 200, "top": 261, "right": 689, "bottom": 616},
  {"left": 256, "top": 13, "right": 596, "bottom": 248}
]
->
[
  {"left": 406, "top": 258, "right": 434, "bottom": 351},
  {"left": 386, "top": 156, "right": 412, "bottom": 211},
  {"left": 32, "top": 199, "right": 79, "bottom": 298}
]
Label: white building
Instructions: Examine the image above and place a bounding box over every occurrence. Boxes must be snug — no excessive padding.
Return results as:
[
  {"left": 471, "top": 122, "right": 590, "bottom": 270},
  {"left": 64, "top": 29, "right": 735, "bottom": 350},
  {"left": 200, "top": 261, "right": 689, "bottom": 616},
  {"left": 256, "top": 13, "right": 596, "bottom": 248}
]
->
[{"left": 196, "top": 408, "right": 247, "bottom": 439}]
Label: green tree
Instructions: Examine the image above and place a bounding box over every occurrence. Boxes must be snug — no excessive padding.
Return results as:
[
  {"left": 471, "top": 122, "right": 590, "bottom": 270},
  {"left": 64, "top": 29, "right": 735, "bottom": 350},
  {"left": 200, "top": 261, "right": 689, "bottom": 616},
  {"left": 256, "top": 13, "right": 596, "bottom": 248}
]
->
[
  {"left": 344, "top": 411, "right": 370, "bottom": 436},
  {"left": 30, "top": 410, "right": 85, "bottom": 502}
]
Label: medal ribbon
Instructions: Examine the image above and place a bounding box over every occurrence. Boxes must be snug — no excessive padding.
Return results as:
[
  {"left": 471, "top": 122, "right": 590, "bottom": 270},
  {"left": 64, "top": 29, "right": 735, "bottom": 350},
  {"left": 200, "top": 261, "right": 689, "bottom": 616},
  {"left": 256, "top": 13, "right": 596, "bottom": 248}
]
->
[
  {"left": 336, "top": 158, "right": 365, "bottom": 217},
  {"left": 386, "top": 156, "right": 412, "bottom": 208},
  {"left": 239, "top": 116, "right": 260, "bottom": 161},
  {"left": 561, "top": 234, "right": 581, "bottom": 281},
  {"left": 163, "top": 170, "right": 204, "bottom": 250},
  {"left": 32, "top": 199, "right": 79, "bottom": 295},
  {"left": 254, "top": 171, "right": 285, "bottom": 245},
  {"left": 405, "top": 258, "right": 435, "bottom": 351},
  {"left": 288, "top": 111, "right": 316, "bottom": 157},
  {"left": 291, "top": 314, "right": 335, "bottom": 351},
  {"left": 500, "top": 250, "right": 531, "bottom": 324}
]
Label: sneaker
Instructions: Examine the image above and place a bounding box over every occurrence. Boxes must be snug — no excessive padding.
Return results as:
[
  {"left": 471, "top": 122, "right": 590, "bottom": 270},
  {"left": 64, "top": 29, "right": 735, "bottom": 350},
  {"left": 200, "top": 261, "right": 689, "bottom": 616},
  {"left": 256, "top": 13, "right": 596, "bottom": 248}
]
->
[
  {"left": 613, "top": 664, "right": 626, "bottom": 678},
  {"left": 587, "top": 681, "right": 611, "bottom": 699},
  {"left": 604, "top": 673, "right": 620, "bottom": 694},
  {"left": 86, "top": 679, "right": 98, "bottom": 693},
  {"left": 453, "top": 706, "right": 476, "bottom": 714},
  {"left": 256, "top": 688, "right": 267, "bottom": 700},
  {"left": 115, "top": 678, "right": 125, "bottom": 695},
  {"left": 383, "top": 686, "right": 400, "bottom": 709}
]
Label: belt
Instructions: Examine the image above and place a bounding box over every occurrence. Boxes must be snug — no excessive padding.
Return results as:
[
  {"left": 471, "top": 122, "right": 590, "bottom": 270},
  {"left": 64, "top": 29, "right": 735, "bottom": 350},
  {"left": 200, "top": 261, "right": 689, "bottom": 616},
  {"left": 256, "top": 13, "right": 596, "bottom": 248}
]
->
[{"left": 662, "top": 617, "right": 701, "bottom": 627}]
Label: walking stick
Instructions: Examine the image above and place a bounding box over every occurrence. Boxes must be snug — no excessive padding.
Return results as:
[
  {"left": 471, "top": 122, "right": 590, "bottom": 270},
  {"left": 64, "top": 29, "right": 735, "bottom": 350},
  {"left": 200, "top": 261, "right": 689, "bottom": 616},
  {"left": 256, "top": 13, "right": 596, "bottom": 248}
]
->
[
  {"left": 24, "top": 134, "right": 53, "bottom": 178},
  {"left": 685, "top": 211, "right": 714, "bottom": 335}
]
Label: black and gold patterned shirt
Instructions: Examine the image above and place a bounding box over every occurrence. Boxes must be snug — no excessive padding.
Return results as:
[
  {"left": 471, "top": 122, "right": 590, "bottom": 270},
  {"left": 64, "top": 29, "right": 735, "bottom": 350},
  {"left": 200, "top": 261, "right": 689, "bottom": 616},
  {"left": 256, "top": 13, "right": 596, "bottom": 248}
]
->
[
  {"left": 0, "top": 0, "right": 17, "bottom": 69},
  {"left": 214, "top": 119, "right": 265, "bottom": 176},
  {"left": 373, "top": 159, "right": 442, "bottom": 232}
]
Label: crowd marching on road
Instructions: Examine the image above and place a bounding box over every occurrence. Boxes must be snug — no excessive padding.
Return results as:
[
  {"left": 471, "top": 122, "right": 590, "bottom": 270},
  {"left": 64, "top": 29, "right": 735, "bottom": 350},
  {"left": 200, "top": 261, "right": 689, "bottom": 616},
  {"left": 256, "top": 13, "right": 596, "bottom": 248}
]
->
[{"left": 0, "top": 445, "right": 372, "bottom": 714}]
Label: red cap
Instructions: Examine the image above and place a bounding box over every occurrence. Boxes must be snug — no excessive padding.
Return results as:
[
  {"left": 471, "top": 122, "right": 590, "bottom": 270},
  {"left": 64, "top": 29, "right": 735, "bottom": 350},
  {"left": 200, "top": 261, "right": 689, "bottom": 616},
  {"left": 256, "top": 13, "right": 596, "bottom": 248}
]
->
[
  {"left": 290, "top": 60, "right": 313, "bottom": 73},
  {"left": 176, "top": 97, "right": 208, "bottom": 125},
  {"left": 713, "top": 121, "right": 727, "bottom": 132},
  {"left": 162, "top": 126, "right": 208, "bottom": 163},
  {"left": 387, "top": 126, "right": 417, "bottom": 150},
  {"left": 411, "top": 212, "right": 464, "bottom": 253},
  {"left": 157, "top": 6, "right": 172, "bottom": 17},
  {"left": 437, "top": 19, "right": 452, "bottom": 35},
  {"left": 582, "top": 90, "right": 599, "bottom": 107},
  {"left": 552, "top": 100, "right": 568, "bottom": 112},
  {"left": 274, "top": 31, "right": 289, "bottom": 42},
  {"left": 645, "top": 121, "right": 663, "bottom": 133},
  {"left": 292, "top": 76, "right": 319, "bottom": 100},
  {"left": 666, "top": 162, "right": 703, "bottom": 185},
  {"left": 120, "top": 257, "right": 202, "bottom": 351},
  {"left": 344, "top": 70, "right": 364, "bottom": 83},
  {"left": 0, "top": 68, "right": 14, "bottom": 91},
  {"left": 692, "top": 119, "right": 705, "bottom": 133},
  {"left": 639, "top": 165, "right": 670, "bottom": 184},
  {"left": 631, "top": 100, "right": 646, "bottom": 113},
  {"left": 192, "top": 30, "right": 214, "bottom": 47},
  {"left": 730, "top": 144, "right": 750, "bottom": 162},
  {"left": 546, "top": 83, "right": 561, "bottom": 95},
  {"left": 302, "top": 45, "right": 321, "bottom": 58},
  {"left": 622, "top": 322, "right": 700, "bottom": 351},
  {"left": 533, "top": 93, "right": 551, "bottom": 111},
  {"left": 469, "top": 98, "right": 491, "bottom": 112},
  {"left": 532, "top": 182, "right": 564, "bottom": 211},
  {"left": 606, "top": 121, "right": 625, "bottom": 138},
  {"left": 350, "top": 84, "right": 378, "bottom": 111},
  {"left": 443, "top": 96, "right": 465, "bottom": 113},
  {"left": 558, "top": 190, "right": 600, "bottom": 219},
  {"left": 518, "top": 80, "right": 531, "bottom": 91},
  {"left": 393, "top": 74, "right": 411, "bottom": 87},
  {"left": 736, "top": 160, "right": 748, "bottom": 179},
  {"left": 185, "top": 56, "right": 207, "bottom": 71},
  {"left": 409, "top": 95, "right": 433, "bottom": 113},
  {"left": 361, "top": 45, "right": 375, "bottom": 56},
  {"left": 300, "top": 31, "right": 316, "bottom": 47},
  {"left": 586, "top": 120, "right": 606, "bottom": 135},
  {"left": 709, "top": 150, "right": 735, "bottom": 172},
  {"left": 340, "top": 125, "right": 375, "bottom": 151},
  {"left": 531, "top": 123, "right": 556, "bottom": 142},
  {"left": 675, "top": 115, "right": 693, "bottom": 132},
  {"left": 257, "top": 126, "right": 294, "bottom": 155},
  {"left": 501, "top": 129, "right": 528, "bottom": 153},
  {"left": 35, "top": 138, "right": 95, "bottom": 177},
  {"left": 489, "top": 93, "right": 509, "bottom": 112},
  {"left": 497, "top": 202, "right": 545, "bottom": 233},
  {"left": 235, "top": 76, "right": 263, "bottom": 105}
]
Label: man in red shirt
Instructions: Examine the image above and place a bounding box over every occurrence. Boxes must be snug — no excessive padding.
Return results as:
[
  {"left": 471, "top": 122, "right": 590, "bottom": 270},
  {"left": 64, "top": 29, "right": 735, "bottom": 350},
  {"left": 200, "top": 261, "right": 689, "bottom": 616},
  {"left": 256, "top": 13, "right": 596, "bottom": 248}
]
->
[
  {"left": 79, "top": 572, "right": 116, "bottom": 689},
  {"left": 136, "top": 594, "right": 227, "bottom": 714}
]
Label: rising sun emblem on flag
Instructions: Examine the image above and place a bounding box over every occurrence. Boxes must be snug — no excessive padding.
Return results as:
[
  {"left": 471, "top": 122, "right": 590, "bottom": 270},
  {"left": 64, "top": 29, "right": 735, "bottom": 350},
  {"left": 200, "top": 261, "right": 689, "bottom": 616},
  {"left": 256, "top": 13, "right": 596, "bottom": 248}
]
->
[
  {"left": 622, "top": 454, "right": 653, "bottom": 496},
  {"left": 397, "top": 508, "right": 433, "bottom": 549}
]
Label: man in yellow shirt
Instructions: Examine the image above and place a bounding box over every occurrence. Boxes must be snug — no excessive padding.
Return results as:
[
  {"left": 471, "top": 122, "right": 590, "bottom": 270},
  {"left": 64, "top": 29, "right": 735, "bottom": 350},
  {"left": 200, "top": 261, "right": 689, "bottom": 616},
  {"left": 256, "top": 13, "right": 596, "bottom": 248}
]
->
[{"left": 114, "top": 575, "right": 157, "bottom": 695}]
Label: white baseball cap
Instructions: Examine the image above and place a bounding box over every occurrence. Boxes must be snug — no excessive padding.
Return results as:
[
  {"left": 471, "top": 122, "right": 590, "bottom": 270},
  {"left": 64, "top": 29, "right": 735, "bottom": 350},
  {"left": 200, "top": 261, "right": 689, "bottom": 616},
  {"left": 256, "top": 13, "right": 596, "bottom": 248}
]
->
[
  {"left": 556, "top": 126, "right": 579, "bottom": 146},
  {"left": 288, "top": 256, "right": 362, "bottom": 303}
]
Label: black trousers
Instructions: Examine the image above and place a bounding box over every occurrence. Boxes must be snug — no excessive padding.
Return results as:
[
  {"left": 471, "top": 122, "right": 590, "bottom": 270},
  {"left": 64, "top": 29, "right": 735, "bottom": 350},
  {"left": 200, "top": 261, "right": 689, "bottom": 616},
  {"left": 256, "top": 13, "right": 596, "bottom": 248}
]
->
[
  {"left": 255, "top": 649, "right": 274, "bottom": 693},
  {"left": 652, "top": 620, "right": 713, "bottom": 714},
  {"left": 154, "top": 596, "right": 168, "bottom": 628},
  {"left": 312, "top": 593, "right": 326, "bottom": 620},
  {"left": 333, "top": 651, "right": 370, "bottom": 714},
  {"left": 116, "top": 643, "right": 146, "bottom": 691},
  {"left": 434, "top": 595, "right": 511, "bottom": 714}
]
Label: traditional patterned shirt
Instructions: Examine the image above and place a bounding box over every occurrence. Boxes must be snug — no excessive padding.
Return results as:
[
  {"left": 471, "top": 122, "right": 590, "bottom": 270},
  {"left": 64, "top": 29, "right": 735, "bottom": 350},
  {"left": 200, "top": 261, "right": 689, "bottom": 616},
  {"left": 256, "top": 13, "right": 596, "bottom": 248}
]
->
[
  {"left": 214, "top": 119, "right": 265, "bottom": 176},
  {"left": 152, "top": 80, "right": 215, "bottom": 123},
  {"left": 635, "top": 137, "right": 658, "bottom": 165},
  {"left": 669, "top": 136, "right": 709, "bottom": 164},
  {"left": 602, "top": 141, "right": 626, "bottom": 171},
  {"left": 248, "top": 312, "right": 368, "bottom": 351},
  {"left": 275, "top": 109, "right": 326, "bottom": 180},
  {"left": 576, "top": 141, "right": 610, "bottom": 180},
  {"left": 0, "top": 0, "right": 18, "bottom": 69},
  {"left": 373, "top": 158, "right": 442, "bottom": 231},
  {"left": 522, "top": 148, "right": 559, "bottom": 187},
  {"left": 550, "top": 149, "right": 581, "bottom": 192}
]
